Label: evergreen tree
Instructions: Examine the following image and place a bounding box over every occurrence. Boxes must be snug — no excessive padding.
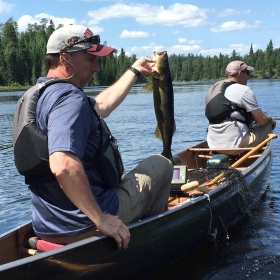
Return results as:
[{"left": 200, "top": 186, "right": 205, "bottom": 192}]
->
[
  {"left": 265, "top": 40, "right": 275, "bottom": 78},
  {"left": 247, "top": 44, "right": 255, "bottom": 67},
  {"left": 2, "top": 19, "right": 19, "bottom": 85},
  {"left": 0, "top": 18, "right": 280, "bottom": 87},
  {"left": 191, "top": 54, "right": 202, "bottom": 81}
]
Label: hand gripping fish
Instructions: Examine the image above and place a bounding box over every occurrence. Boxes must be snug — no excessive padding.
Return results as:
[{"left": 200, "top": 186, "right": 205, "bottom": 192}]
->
[{"left": 143, "top": 51, "right": 176, "bottom": 163}]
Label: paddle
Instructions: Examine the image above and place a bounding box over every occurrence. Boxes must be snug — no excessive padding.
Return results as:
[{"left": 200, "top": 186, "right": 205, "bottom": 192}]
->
[{"left": 181, "top": 133, "right": 277, "bottom": 192}]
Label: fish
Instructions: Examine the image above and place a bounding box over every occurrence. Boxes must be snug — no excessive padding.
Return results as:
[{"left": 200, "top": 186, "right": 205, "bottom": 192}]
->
[{"left": 143, "top": 51, "right": 176, "bottom": 163}]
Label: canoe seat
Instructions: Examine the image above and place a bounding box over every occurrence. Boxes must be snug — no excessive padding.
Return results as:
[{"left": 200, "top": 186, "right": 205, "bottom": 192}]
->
[
  {"left": 198, "top": 153, "right": 261, "bottom": 159},
  {"left": 28, "top": 237, "right": 63, "bottom": 253},
  {"left": 189, "top": 146, "right": 265, "bottom": 157}
]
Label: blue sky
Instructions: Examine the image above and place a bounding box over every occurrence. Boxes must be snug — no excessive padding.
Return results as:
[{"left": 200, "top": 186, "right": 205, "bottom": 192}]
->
[{"left": 1, "top": 0, "right": 280, "bottom": 58}]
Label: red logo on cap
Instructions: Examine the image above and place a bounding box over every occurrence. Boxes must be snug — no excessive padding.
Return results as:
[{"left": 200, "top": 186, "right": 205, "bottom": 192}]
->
[{"left": 84, "top": 28, "right": 93, "bottom": 39}]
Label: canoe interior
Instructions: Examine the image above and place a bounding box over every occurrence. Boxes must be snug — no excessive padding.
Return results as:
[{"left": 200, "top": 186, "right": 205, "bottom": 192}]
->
[
  {"left": 0, "top": 141, "right": 270, "bottom": 273},
  {"left": 176, "top": 140, "right": 265, "bottom": 170},
  {"left": 0, "top": 223, "right": 34, "bottom": 265}
]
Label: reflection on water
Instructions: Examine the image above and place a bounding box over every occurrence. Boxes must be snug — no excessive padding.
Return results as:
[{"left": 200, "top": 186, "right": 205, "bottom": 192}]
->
[{"left": 0, "top": 80, "right": 280, "bottom": 279}]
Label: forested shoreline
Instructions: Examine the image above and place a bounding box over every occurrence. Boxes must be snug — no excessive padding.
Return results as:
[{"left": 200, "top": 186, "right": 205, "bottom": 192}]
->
[{"left": 1, "top": 18, "right": 279, "bottom": 88}]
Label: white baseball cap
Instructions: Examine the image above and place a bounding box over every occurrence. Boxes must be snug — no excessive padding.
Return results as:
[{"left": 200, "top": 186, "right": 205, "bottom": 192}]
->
[{"left": 46, "top": 24, "right": 115, "bottom": 56}]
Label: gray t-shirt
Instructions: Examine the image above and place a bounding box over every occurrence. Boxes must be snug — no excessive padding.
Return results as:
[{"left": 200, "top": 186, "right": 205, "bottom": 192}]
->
[{"left": 207, "top": 83, "right": 260, "bottom": 148}]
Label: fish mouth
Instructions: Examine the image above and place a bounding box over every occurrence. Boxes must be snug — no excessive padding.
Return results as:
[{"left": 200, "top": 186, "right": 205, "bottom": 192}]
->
[
  {"left": 153, "top": 51, "right": 167, "bottom": 59},
  {"left": 151, "top": 51, "right": 168, "bottom": 75}
]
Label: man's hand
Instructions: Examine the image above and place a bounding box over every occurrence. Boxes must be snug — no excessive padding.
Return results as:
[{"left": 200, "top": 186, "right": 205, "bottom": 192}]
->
[
  {"left": 131, "top": 57, "right": 155, "bottom": 77},
  {"left": 97, "top": 213, "right": 130, "bottom": 250}
]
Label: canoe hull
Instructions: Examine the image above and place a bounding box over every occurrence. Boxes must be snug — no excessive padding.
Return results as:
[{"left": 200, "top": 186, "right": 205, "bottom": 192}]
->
[{"left": 0, "top": 142, "right": 273, "bottom": 279}]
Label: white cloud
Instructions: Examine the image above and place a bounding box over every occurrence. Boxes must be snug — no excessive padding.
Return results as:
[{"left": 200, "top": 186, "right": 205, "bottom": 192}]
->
[
  {"left": 124, "top": 42, "right": 201, "bottom": 57},
  {"left": 217, "top": 9, "right": 250, "bottom": 18},
  {"left": 178, "top": 38, "right": 187, "bottom": 43},
  {"left": 200, "top": 43, "right": 258, "bottom": 57},
  {"left": 17, "top": 13, "right": 76, "bottom": 31},
  {"left": 171, "top": 44, "right": 201, "bottom": 53},
  {"left": 88, "top": 26, "right": 104, "bottom": 34},
  {"left": 88, "top": 3, "right": 209, "bottom": 27},
  {"left": 210, "top": 20, "right": 262, "bottom": 32},
  {"left": 178, "top": 38, "right": 203, "bottom": 44},
  {"left": 120, "top": 30, "right": 150, "bottom": 38},
  {"left": 0, "top": 0, "right": 13, "bottom": 13},
  {"left": 188, "top": 39, "right": 203, "bottom": 45},
  {"left": 16, "top": 13, "right": 105, "bottom": 34}
]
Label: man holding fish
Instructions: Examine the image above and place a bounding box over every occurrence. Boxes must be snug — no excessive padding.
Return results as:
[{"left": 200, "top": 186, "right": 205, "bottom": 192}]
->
[{"left": 13, "top": 25, "right": 174, "bottom": 250}]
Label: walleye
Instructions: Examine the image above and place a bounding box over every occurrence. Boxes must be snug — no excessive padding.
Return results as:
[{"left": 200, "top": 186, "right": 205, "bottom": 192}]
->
[{"left": 143, "top": 51, "right": 176, "bottom": 163}]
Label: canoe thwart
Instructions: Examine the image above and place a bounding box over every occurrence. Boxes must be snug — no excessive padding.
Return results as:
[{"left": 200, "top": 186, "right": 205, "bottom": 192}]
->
[{"left": 188, "top": 147, "right": 266, "bottom": 152}]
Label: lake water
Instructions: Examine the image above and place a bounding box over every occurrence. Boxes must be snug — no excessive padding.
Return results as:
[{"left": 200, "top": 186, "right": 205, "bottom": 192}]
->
[{"left": 0, "top": 80, "right": 280, "bottom": 279}]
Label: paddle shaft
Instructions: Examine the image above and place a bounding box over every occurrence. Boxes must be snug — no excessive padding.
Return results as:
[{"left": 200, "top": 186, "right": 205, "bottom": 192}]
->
[{"left": 207, "top": 133, "right": 277, "bottom": 185}]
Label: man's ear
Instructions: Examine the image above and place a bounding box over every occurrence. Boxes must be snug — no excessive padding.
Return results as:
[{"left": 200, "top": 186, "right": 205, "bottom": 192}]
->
[
  {"left": 60, "top": 54, "right": 69, "bottom": 66},
  {"left": 61, "top": 54, "right": 68, "bottom": 61}
]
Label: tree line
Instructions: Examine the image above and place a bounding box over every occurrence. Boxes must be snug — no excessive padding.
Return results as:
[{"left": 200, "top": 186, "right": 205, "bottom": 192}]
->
[{"left": 0, "top": 18, "right": 279, "bottom": 88}]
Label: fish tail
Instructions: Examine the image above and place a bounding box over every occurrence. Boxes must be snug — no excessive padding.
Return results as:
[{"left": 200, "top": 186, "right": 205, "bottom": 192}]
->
[{"left": 155, "top": 126, "right": 162, "bottom": 139}]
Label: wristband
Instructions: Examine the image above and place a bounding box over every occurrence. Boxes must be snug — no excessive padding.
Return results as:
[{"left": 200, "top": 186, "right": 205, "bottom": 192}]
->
[{"left": 129, "top": 67, "right": 141, "bottom": 78}]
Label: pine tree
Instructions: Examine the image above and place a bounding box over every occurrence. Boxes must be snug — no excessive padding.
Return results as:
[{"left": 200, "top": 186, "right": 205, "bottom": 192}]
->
[{"left": 1, "top": 18, "right": 280, "bottom": 87}]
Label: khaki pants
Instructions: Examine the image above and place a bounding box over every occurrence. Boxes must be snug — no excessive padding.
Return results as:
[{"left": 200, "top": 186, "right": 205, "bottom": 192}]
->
[
  {"left": 239, "top": 123, "right": 272, "bottom": 148},
  {"left": 116, "top": 154, "right": 173, "bottom": 224}
]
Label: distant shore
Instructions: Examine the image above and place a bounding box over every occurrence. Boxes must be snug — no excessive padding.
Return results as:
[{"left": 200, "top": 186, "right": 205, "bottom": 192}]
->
[{"left": 0, "top": 86, "right": 29, "bottom": 92}]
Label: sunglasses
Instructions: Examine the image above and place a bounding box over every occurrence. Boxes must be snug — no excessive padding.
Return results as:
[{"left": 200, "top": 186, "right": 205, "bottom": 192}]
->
[
  {"left": 242, "top": 70, "right": 250, "bottom": 76},
  {"left": 60, "top": 35, "right": 100, "bottom": 52}
]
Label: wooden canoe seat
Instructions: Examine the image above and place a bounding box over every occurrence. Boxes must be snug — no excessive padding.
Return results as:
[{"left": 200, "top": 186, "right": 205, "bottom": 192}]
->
[
  {"left": 189, "top": 146, "right": 265, "bottom": 162},
  {"left": 188, "top": 147, "right": 266, "bottom": 153},
  {"left": 198, "top": 153, "right": 261, "bottom": 159}
]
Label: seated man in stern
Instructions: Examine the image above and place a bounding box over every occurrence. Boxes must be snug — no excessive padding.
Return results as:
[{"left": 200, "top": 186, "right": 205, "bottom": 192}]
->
[{"left": 205, "top": 60, "right": 276, "bottom": 153}]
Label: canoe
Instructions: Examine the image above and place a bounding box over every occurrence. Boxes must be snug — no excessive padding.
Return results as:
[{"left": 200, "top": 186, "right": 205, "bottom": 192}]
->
[{"left": 0, "top": 136, "right": 275, "bottom": 279}]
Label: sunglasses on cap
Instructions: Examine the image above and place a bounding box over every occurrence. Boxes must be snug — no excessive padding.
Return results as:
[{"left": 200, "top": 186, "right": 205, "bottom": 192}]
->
[{"left": 60, "top": 35, "right": 100, "bottom": 52}]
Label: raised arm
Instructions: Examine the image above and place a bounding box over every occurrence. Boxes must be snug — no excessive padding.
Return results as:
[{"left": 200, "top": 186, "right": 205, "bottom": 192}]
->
[{"left": 94, "top": 57, "right": 154, "bottom": 118}]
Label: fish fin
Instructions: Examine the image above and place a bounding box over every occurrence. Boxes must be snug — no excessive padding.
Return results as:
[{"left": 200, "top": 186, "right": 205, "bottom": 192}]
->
[
  {"left": 142, "top": 82, "right": 154, "bottom": 92},
  {"left": 155, "top": 126, "right": 162, "bottom": 139}
]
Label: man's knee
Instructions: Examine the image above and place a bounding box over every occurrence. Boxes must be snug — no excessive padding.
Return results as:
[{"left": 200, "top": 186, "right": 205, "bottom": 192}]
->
[{"left": 148, "top": 154, "right": 173, "bottom": 172}]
